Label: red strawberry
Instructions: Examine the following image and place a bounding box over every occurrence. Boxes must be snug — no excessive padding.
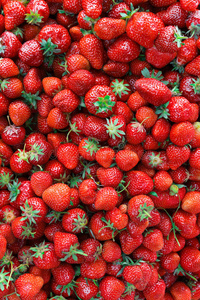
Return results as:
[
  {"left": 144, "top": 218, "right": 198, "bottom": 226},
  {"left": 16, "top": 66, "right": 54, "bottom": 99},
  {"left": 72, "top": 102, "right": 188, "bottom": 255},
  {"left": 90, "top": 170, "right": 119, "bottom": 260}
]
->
[
  {"left": 143, "top": 229, "right": 164, "bottom": 252},
  {"left": 125, "top": 171, "right": 154, "bottom": 196},
  {"left": 126, "top": 12, "right": 164, "bottom": 48},
  {"left": 15, "top": 273, "right": 44, "bottom": 300},
  {"left": 82, "top": 0, "right": 102, "bottom": 19},
  {"left": 57, "top": 143, "right": 79, "bottom": 170},
  {"left": 0, "top": 31, "right": 22, "bottom": 58},
  {"left": 63, "top": 0, "right": 82, "bottom": 14},
  {"left": 126, "top": 121, "right": 146, "bottom": 145},
  {"left": 95, "top": 147, "right": 115, "bottom": 168},
  {"left": 53, "top": 89, "right": 80, "bottom": 113},
  {"left": 170, "top": 281, "right": 192, "bottom": 300},
  {"left": 67, "top": 69, "right": 95, "bottom": 96},
  {"left": 135, "top": 78, "right": 172, "bottom": 106},
  {"left": 62, "top": 208, "right": 88, "bottom": 233},
  {"left": 2, "top": 125, "right": 25, "bottom": 146},
  {"left": 143, "top": 279, "right": 166, "bottom": 300},
  {"left": 157, "top": 3, "right": 188, "bottom": 28},
  {"left": 0, "top": 58, "right": 19, "bottom": 78},
  {"left": 4, "top": 1, "right": 26, "bottom": 31},
  {"left": 10, "top": 149, "right": 32, "bottom": 174},
  {"left": 145, "top": 45, "right": 176, "bottom": 69},
  {"left": 75, "top": 276, "right": 98, "bottom": 300},
  {"left": 115, "top": 149, "right": 139, "bottom": 171},
  {"left": 25, "top": 0, "right": 50, "bottom": 25},
  {"left": 169, "top": 122, "right": 195, "bottom": 146},
  {"left": 30, "top": 171, "right": 53, "bottom": 197},
  {"left": 1, "top": 78, "right": 23, "bottom": 99},
  {"left": 99, "top": 276, "right": 125, "bottom": 300},
  {"left": 97, "top": 166, "right": 123, "bottom": 188},
  {"left": 66, "top": 54, "right": 90, "bottom": 73},
  {"left": 94, "top": 18, "right": 126, "bottom": 40},
  {"left": 94, "top": 187, "right": 118, "bottom": 211},
  {"left": 80, "top": 257, "right": 107, "bottom": 279},
  {"left": 128, "top": 194, "right": 154, "bottom": 224},
  {"left": 19, "top": 40, "right": 44, "bottom": 67},
  {"left": 31, "top": 242, "right": 60, "bottom": 269},
  {"left": 42, "top": 183, "right": 70, "bottom": 211},
  {"left": 181, "top": 191, "right": 200, "bottom": 214},
  {"left": 0, "top": 234, "right": 7, "bottom": 259}
]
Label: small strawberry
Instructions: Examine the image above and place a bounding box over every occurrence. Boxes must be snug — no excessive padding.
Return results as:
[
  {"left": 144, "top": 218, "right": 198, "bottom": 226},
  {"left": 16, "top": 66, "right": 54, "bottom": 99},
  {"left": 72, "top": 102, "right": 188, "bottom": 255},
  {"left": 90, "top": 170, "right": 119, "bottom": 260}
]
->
[
  {"left": 67, "top": 69, "right": 95, "bottom": 96},
  {"left": 143, "top": 279, "right": 166, "bottom": 300},
  {"left": 19, "top": 40, "right": 44, "bottom": 67},
  {"left": 126, "top": 121, "right": 146, "bottom": 145},
  {"left": 75, "top": 276, "right": 99, "bottom": 300},
  {"left": 180, "top": 246, "right": 200, "bottom": 272},
  {"left": 30, "top": 171, "right": 53, "bottom": 197},
  {"left": 125, "top": 171, "right": 154, "bottom": 196},
  {"left": 143, "top": 229, "right": 164, "bottom": 252},
  {"left": 97, "top": 166, "right": 123, "bottom": 188},
  {"left": 169, "top": 122, "right": 195, "bottom": 146},
  {"left": 0, "top": 58, "right": 19, "bottom": 78},
  {"left": 42, "top": 183, "right": 70, "bottom": 212},
  {"left": 95, "top": 147, "right": 115, "bottom": 168},
  {"left": 31, "top": 241, "right": 60, "bottom": 269},
  {"left": 57, "top": 143, "right": 79, "bottom": 170},
  {"left": 25, "top": 0, "right": 50, "bottom": 25},
  {"left": 128, "top": 194, "right": 154, "bottom": 224},
  {"left": 15, "top": 273, "right": 44, "bottom": 299},
  {"left": 0, "top": 31, "right": 22, "bottom": 58},
  {"left": 47, "top": 107, "right": 69, "bottom": 130},
  {"left": 181, "top": 191, "right": 200, "bottom": 214},
  {"left": 10, "top": 149, "right": 32, "bottom": 174},
  {"left": 1, "top": 78, "right": 23, "bottom": 99},
  {"left": 145, "top": 45, "right": 176, "bottom": 69},
  {"left": 66, "top": 54, "right": 90, "bottom": 73},
  {"left": 115, "top": 149, "right": 139, "bottom": 171},
  {"left": 20, "top": 197, "right": 48, "bottom": 224},
  {"left": 119, "top": 229, "right": 143, "bottom": 254},
  {"left": 94, "top": 187, "right": 118, "bottom": 211},
  {"left": 62, "top": 208, "right": 88, "bottom": 233},
  {"left": 170, "top": 281, "right": 192, "bottom": 300},
  {"left": 1, "top": 125, "right": 25, "bottom": 146}
]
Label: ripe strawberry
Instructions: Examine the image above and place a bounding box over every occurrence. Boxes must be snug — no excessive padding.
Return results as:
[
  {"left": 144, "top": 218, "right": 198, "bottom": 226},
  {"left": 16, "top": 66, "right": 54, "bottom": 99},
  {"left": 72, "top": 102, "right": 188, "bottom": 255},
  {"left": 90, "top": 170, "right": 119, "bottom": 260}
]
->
[
  {"left": 0, "top": 58, "right": 19, "bottom": 78},
  {"left": 126, "top": 121, "right": 146, "bottom": 145},
  {"left": 80, "top": 257, "right": 107, "bottom": 279},
  {"left": 19, "top": 40, "right": 44, "bottom": 67},
  {"left": 83, "top": 116, "right": 109, "bottom": 142},
  {"left": 47, "top": 107, "right": 69, "bottom": 130},
  {"left": 177, "top": 38, "right": 198, "bottom": 65},
  {"left": 102, "top": 240, "right": 121, "bottom": 262},
  {"left": 166, "top": 144, "right": 190, "bottom": 170},
  {"left": 57, "top": 143, "right": 79, "bottom": 170},
  {"left": 97, "top": 166, "right": 123, "bottom": 188},
  {"left": 180, "top": 246, "right": 200, "bottom": 272},
  {"left": 31, "top": 242, "right": 60, "bottom": 270},
  {"left": 63, "top": 0, "right": 82, "bottom": 14},
  {"left": 0, "top": 234, "right": 7, "bottom": 259},
  {"left": 126, "top": 12, "right": 164, "bottom": 48},
  {"left": 94, "top": 18, "right": 126, "bottom": 40},
  {"left": 170, "top": 122, "right": 195, "bottom": 146},
  {"left": 135, "top": 78, "right": 172, "bottom": 106},
  {"left": 15, "top": 273, "right": 44, "bottom": 300},
  {"left": 170, "top": 281, "right": 192, "bottom": 300},
  {"left": 145, "top": 45, "right": 176, "bottom": 69},
  {"left": 0, "top": 93, "right": 9, "bottom": 117},
  {"left": 0, "top": 31, "right": 22, "bottom": 58},
  {"left": 116, "top": 149, "right": 139, "bottom": 171},
  {"left": 143, "top": 229, "right": 164, "bottom": 252},
  {"left": 10, "top": 149, "right": 32, "bottom": 174},
  {"left": 62, "top": 208, "right": 88, "bottom": 233},
  {"left": 103, "top": 60, "right": 129, "bottom": 78},
  {"left": 185, "top": 55, "right": 200, "bottom": 77},
  {"left": 154, "top": 171, "right": 173, "bottom": 191},
  {"left": 95, "top": 147, "right": 115, "bottom": 168},
  {"left": 42, "top": 183, "right": 70, "bottom": 212},
  {"left": 143, "top": 279, "right": 166, "bottom": 300},
  {"left": 25, "top": 0, "right": 50, "bottom": 25},
  {"left": 67, "top": 69, "right": 95, "bottom": 96},
  {"left": 173, "top": 209, "right": 198, "bottom": 239},
  {"left": 99, "top": 276, "right": 125, "bottom": 300},
  {"left": 181, "top": 191, "right": 200, "bottom": 214},
  {"left": 2, "top": 125, "right": 25, "bottom": 146},
  {"left": 54, "top": 231, "right": 86, "bottom": 263},
  {"left": 157, "top": 3, "right": 188, "bottom": 28},
  {"left": 125, "top": 171, "right": 154, "bottom": 196},
  {"left": 20, "top": 197, "right": 48, "bottom": 224},
  {"left": 53, "top": 89, "right": 80, "bottom": 113},
  {"left": 67, "top": 54, "right": 90, "bottom": 74},
  {"left": 1, "top": 78, "right": 23, "bottom": 99},
  {"left": 189, "top": 148, "right": 200, "bottom": 170},
  {"left": 128, "top": 194, "right": 154, "bottom": 224},
  {"left": 168, "top": 96, "right": 192, "bottom": 123},
  {"left": 4, "top": 1, "right": 26, "bottom": 31},
  {"left": 94, "top": 187, "right": 118, "bottom": 211},
  {"left": 75, "top": 276, "right": 99, "bottom": 300}
]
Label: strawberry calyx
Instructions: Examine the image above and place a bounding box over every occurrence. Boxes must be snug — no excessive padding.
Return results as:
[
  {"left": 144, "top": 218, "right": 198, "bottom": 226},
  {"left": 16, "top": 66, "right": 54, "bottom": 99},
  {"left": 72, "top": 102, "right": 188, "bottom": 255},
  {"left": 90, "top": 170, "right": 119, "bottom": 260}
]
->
[
  {"left": 0, "top": 251, "right": 13, "bottom": 268},
  {"left": 20, "top": 200, "right": 41, "bottom": 225},
  {"left": 0, "top": 267, "right": 13, "bottom": 291},
  {"left": 57, "top": 280, "right": 77, "bottom": 294},
  {"left": 174, "top": 264, "right": 197, "bottom": 281},
  {"left": 49, "top": 296, "right": 66, "bottom": 300},
  {"left": 149, "top": 152, "right": 163, "bottom": 168},
  {"left": 18, "top": 249, "right": 33, "bottom": 266},
  {"left": 141, "top": 67, "right": 169, "bottom": 85},
  {"left": 124, "top": 282, "right": 136, "bottom": 296},
  {"left": 0, "top": 79, "right": 9, "bottom": 92},
  {"left": 46, "top": 210, "right": 63, "bottom": 224},
  {"left": 7, "top": 180, "right": 21, "bottom": 203},
  {"left": 12, "top": 27, "right": 24, "bottom": 39},
  {"left": 137, "top": 203, "right": 154, "bottom": 221},
  {"left": 30, "top": 241, "right": 49, "bottom": 259},
  {"left": 68, "top": 174, "right": 82, "bottom": 188},
  {"left": 82, "top": 138, "right": 100, "bottom": 156},
  {"left": 25, "top": 10, "right": 44, "bottom": 25},
  {"left": 4, "top": 124, "right": 20, "bottom": 136},
  {"left": 190, "top": 78, "right": 200, "bottom": 94},
  {"left": 66, "top": 121, "right": 81, "bottom": 142},
  {"left": 99, "top": 217, "right": 118, "bottom": 241},
  {"left": 80, "top": 28, "right": 93, "bottom": 36},
  {"left": 131, "top": 121, "right": 146, "bottom": 132},
  {"left": 17, "top": 147, "right": 30, "bottom": 163},
  {"left": 187, "top": 22, "right": 200, "bottom": 39},
  {"left": 2, "top": 208, "right": 16, "bottom": 223},
  {"left": 72, "top": 213, "right": 88, "bottom": 233},
  {"left": 28, "top": 143, "right": 44, "bottom": 161},
  {"left": 94, "top": 244, "right": 102, "bottom": 261},
  {"left": 94, "top": 95, "right": 115, "bottom": 114},
  {"left": 60, "top": 243, "right": 88, "bottom": 262},
  {"left": 111, "top": 79, "right": 130, "bottom": 98},
  {"left": 21, "top": 91, "right": 41, "bottom": 109},
  {"left": 105, "top": 118, "right": 125, "bottom": 140},
  {"left": 0, "top": 38, "right": 6, "bottom": 55},
  {"left": 155, "top": 102, "right": 169, "bottom": 119},
  {"left": 120, "top": 4, "right": 139, "bottom": 21},
  {"left": 58, "top": 56, "right": 69, "bottom": 76},
  {"left": 173, "top": 26, "right": 187, "bottom": 48},
  {"left": 21, "top": 222, "right": 36, "bottom": 238},
  {"left": 169, "top": 183, "right": 186, "bottom": 196},
  {"left": 40, "top": 37, "right": 61, "bottom": 57},
  {"left": 80, "top": 161, "right": 96, "bottom": 179},
  {"left": 0, "top": 171, "right": 13, "bottom": 188},
  {"left": 170, "top": 59, "right": 185, "bottom": 73}
]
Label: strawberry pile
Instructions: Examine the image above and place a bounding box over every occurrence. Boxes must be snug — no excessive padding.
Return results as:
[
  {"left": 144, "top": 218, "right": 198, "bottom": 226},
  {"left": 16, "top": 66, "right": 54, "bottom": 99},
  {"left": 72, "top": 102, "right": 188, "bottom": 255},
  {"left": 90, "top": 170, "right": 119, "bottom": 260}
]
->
[{"left": 1, "top": 0, "right": 200, "bottom": 299}]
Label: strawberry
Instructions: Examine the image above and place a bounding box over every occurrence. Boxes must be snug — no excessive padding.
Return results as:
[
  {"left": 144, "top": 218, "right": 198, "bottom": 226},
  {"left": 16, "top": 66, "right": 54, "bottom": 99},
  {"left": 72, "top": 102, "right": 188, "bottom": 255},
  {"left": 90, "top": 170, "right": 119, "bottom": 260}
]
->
[
  {"left": 53, "top": 89, "right": 80, "bottom": 113},
  {"left": 185, "top": 56, "right": 200, "bottom": 77},
  {"left": 106, "top": 207, "right": 128, "bottom": 230},
  {"left": 145, "top": 45, "right": 176, "bottom": 69},
  {"left": 0, "top": 140, "right": 13, "bottom": 166},
  {"left": 94, "top": 18, "right": 126, "bottom": 40},
  {"left": 0, "top": 58, "right": 19, "bottom": 78},
  {"left": 62, "top": 208, "right": 88, "bottom": 233},
  {"left": 126, "top": 12, "right": 164, "bottom": 48},
  {"left": 4, "top": 1, "right": 26, "bottom": 31},
  {"left": 57, "top": 143, "right": 79, "bottom": 170},
  {"left": 166, "top": 144, "right": 190, "bottom": 170},
  {"left": 75, "top": 276, "right": 98, "bottom": 300},
  {"left": 80, "top": 257, "right": 107, "bottom": 279},
  {"left": 128, "top": 194, "right": 154, "bottom": 224},
  {"left": 42, "top": 183, "right": 70, "bottom": 211},
  {"left": 15, "top": 273, "right": 44, "bottom": 300},
  {"left": 169, "top": 122, "right": 195, "bottom": 146},
  {"left": 115, "top": 149, "right": 139, "bottom": 171},
  {"left": 10, "top": 149, "right": 32, "bottom": 174},
  {"left": 38, "top": 24, "right": 71, "bottom": 55},
  {"left": 125, "top": 171, "right": 154, "bottom": 196},
  {"left": 1, "top": 78, "right": 23, "bottom": 99},
  {"left": 67, "top": 54, "right": 90, "bottom": 73},
  {"left": 135, "top": 106, "right": 157, "bottom": 129},
  {"left": 167, "top": 96, "right": 192, "bottom": 123},
  {"left": 173, "top": 209, "right": 199, "bottom": 239},
  {"left": 25, "top": 0, "right": 50, "bottom": 25},
  {"left": 43, "top": 77, "right": 62, "bottom": 98},
  {"left": 143, "top": 279, "right": 166, "bottom": 300},
  {"left": 0, "top": 93, "right": 9, "bottom": 117},
  {"left": 95, "top": 147, "right": 115, "bottom": 168},
  {"left": 31, "top": 242, "right": 60, "bottom": 269},
  {"left": 0, "top": 234, "right": 7, "bottom": 259},
  {"left": 99, "top": 276, "right": 125, "bottom": 300},
  {"left": 94, "top": 187, "right": 118, "bottom": 211},
  {"left": 177, "top": 38, "right": 198, "bottom": 65},
  {"left": 135, "top": 78, "right": 172, "bottom": 106},
  {"left": 143, "top": 229, "right": 164, "bottom": 252},
  {"left": 126, "top": 121, "right": 146, "bottom": 145},
  {"left": 67, "top": 69, "right": 95, "bottom": 96},
  {"left": 110, "top": 78, "right": 131, "bottom": 102},
  {"left": 133, "top": 245, "right": 157, "bottom": 262},
  {"left": 102, "top": 240, "right": 121, "bottom": 262},
  {"left": 154, "top": 171, "right": 173, "bottom": 191},
  {"left": 52, "top": 262, "right": 74, "bottom": 285},
  {"left": 19, "top": 40, "right": 44, "bottom": 67},
  {"left": 82, "top": 0, "right": 102, "bottom": 19},
  {"left": 170, "top": 281, "right": 192, "bottom": 300},
  {"left": 2, "top": 125, "right": 26, "bottom": 146},
  {"left": 63, "top": 0, "right": 82, "bottom": 14},
  {"left": 157, "top": 3, "right": 188, "bottom": 28},
  {"left": 189, "top": 148, "right": 200, "bottom": 170},
  {"left": 20, "top": 197, "right": 48, "bottom": 224},
  {"left": 180, "top": 246, "right": 200, "bottom": 272},
  {"left": 0, "top": 31, "right": 22, "bottom": 58},
  {"left": 181, "top": 191, "right": 200, "bottom": 214},
  {"left": 79, "top": 179, "right": 97, "bottom": 204},
  {"left": 97, "top": 166, "right": 123, "bottom": 188},
  {"left": 80, "top": 238, "right": 102, "bottom": 262},
  {"left": 107, "top": 34, "right": 140, "bottom": 63},
  {"left": 30, "top": 171, "right": 53, "bottom": 197},
  {"left": 47, "top": 107, "right": 69, "bottom": 129}
]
